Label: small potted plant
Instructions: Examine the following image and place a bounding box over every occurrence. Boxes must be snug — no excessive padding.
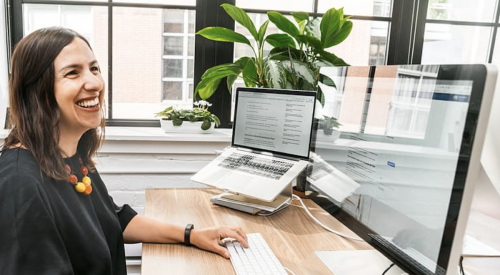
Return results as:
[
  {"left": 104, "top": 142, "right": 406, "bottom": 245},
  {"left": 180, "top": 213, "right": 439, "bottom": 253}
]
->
[
  {"left": 155, "top": 100, "right": 220, "bottom": 133},
  {"left": 315, "top": 115, "right": 341, "bottom": 141}
]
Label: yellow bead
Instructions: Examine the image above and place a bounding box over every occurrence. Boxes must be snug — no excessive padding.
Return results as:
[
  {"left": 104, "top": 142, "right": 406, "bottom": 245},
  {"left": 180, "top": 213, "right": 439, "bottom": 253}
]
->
[
  {"left": 82, "top": 176, "right": 91, "bottom": 186},
  {"left": 75, "top": 182, "right": 86, "bottom": 193}
]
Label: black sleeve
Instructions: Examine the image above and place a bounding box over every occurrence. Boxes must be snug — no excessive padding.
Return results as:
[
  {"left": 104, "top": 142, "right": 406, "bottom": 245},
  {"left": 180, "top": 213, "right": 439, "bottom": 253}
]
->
[
  {"left": 112, "top": 198, "right": 138, "bottom": 232},
  {"left": 0, "top": 168, "right": 74, "bottom": 274}
]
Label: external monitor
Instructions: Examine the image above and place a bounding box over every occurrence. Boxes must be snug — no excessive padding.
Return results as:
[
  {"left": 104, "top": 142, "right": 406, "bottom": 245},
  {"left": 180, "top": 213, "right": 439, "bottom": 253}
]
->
[{"left": 305, "top": 64, "right": 498, "bottom": 275}]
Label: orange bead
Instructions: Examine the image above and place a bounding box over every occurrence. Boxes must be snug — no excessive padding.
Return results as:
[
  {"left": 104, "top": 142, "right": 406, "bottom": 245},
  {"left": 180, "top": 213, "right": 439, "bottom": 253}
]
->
[
  {"left": 82, "top": 176, "right": 91, "bottom": 186},
  {"left": 75, "top": 182, "right": 86, "bottom": 193},
  {"left": 84, "top": 184, "right": 92, "bottom": 195},
  {"left": 69, "top": 174, "right": 78, "bottom": 185},
  {"left": 80, "top": 166, "right": 88, "bottom": 175}
]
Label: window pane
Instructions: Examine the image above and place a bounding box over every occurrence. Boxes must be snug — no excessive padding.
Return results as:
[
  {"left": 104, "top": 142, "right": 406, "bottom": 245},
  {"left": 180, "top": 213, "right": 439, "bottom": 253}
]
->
[
  {"left": 187, "top": 36, "right": 195, "bottom": 56},
  {"left": 163, "top": 59, "right": 183, "bottom": 78},
  {"left": 235, "top": 0, "right": 314, "bottom": 12},
  {"left": 162, "top": 81, "right": 183, "bottom": 100},
  {"left": 327, "top": 19, "right": 389, "bottom": 66},
  {"left": 114, "top": 0, "right": 195, "bottom": 5},
  {"left": 421, "top": 24, "right": 492, "bottom": 64},
  {"left": 187, "top": 59, "right": 194, "bottom": 78},
  {"left": 188, "top": 10, "right": 195, "bottom": 34},
  {"left": 427, "top": 0, "right": 497, "bottom": 22},
  {"left": 163, "top": 9, "right": 184, "bottom": 33},
  {"left": 318, "top": 0, "right": 393, "bottom": 17},
  {"left": 112, "top": 7, "right": 162, "bottom": 119},
  {"left": 163, "top": 36, "right": 183, "bottom": 55}
]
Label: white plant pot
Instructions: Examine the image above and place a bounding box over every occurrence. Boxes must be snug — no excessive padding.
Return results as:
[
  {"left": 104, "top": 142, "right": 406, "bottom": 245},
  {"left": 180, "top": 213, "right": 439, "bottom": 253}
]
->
[{"left": 160, "top": 119, "right": 214, "bottom": 134}]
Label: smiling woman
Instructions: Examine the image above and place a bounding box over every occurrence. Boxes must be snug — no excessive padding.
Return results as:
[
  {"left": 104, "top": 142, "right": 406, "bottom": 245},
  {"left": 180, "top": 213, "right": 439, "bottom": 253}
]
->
[{"left": 0, "top": 26, "right": 248, "bottom": 275}]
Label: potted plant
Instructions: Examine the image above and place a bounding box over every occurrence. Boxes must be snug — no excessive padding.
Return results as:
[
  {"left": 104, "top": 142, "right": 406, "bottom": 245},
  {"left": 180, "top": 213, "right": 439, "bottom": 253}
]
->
[
  {"left": 195, "top": 4, "right": 352, "bottom": 106},
  {"left": 155, "top": 101, "right": 220, "bottom": 133},
  {"left": 314, "top": 115, "right": 342, "bottom": 143}
]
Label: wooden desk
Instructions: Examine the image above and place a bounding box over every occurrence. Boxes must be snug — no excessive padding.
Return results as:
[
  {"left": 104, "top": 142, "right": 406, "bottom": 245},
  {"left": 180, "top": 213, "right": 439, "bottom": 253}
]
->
[{"left": 141, "top": 188, "right": 370, "bottom": 275}]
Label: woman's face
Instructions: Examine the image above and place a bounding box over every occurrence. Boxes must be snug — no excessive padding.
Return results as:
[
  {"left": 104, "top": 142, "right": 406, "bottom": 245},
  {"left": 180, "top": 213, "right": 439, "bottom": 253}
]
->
[{"left": 53, "top": 37, "right": 105, "bottom": 136}]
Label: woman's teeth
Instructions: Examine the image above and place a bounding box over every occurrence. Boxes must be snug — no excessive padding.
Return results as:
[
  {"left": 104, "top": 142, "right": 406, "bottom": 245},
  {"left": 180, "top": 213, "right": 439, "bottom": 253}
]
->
[{"left": 77, "top": 98, "right": 99, "bottom": 108}]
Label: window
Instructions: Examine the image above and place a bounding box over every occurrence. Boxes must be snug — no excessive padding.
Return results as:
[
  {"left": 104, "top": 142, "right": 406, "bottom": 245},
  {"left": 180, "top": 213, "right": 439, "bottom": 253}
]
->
[
  {"left": 7, "top": 0, "right": 499, "bottom": 128},
  {"left": 162, "top": 9, "right": 195, "bottom": 106},
  {"left": 417, "top": 0, "right": 500, "bottom": 64}
]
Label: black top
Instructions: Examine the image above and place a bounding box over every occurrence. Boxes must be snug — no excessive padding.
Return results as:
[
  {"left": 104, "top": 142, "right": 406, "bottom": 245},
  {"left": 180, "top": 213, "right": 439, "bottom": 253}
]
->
[{"left": 0, "top": 148, "right": 137, "bottom": 275}]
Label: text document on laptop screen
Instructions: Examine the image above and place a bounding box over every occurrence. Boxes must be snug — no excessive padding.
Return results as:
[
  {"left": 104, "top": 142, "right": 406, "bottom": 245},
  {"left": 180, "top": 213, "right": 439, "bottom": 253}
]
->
[{"left": 233, "top": 88, "right": 316, "bottom": 159}]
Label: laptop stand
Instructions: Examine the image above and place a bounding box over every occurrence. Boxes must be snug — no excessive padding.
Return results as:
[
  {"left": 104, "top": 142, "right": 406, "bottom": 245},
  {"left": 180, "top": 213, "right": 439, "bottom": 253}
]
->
[{"left": 210, "top": 182, "right": 294, "bottom": 216}]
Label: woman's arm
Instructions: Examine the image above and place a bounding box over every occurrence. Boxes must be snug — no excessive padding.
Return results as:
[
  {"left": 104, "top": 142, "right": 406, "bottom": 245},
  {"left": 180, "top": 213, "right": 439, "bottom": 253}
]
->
[{"left": 122, "top": 215, "right": 248, "bottom": 258}]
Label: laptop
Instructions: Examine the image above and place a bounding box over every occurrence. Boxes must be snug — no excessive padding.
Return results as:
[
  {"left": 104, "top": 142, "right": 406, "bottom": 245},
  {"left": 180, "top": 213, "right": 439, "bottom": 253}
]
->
[{"left": 191, "top": 87, "right": 317, "bottom": 202}]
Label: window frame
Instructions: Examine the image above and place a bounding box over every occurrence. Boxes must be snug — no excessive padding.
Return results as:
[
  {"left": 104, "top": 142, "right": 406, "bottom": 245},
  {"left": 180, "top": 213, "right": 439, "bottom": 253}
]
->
[{"left": 8, "top": 0, "right": 498, "bottom": 128}]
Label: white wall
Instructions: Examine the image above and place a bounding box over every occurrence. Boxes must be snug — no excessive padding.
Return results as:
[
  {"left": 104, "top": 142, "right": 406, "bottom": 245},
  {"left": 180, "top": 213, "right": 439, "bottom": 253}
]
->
[{"left": 0, "top": 1, "right": 8, "bottom": 130}]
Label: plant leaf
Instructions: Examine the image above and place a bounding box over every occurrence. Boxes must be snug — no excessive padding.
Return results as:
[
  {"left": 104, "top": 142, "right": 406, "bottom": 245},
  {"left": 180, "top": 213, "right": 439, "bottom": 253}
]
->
[
  {"left": 291, "top": 11, "right": 309, "bottom": 23},
  {"left": 320, "top": 8, "right": 341, "bottom": 48},
  {"left": 201, "top": 120, "right": 212, "bottom": 130},
  {"left": 226, "top": 57, "right": 251, "bottom": 91},
  {"left": 197, "top": 27, "right": 252, "bottom": 46},
  {"left": 195, "top": 78, "right": 222, "bottom": 100},
  {"left": 317, "top": 50, "right": 349, "bottom": 66},
  {"left": 258, "top": 20, "right": 270, "bottom": 46},
  {"left": 296, "top": 35, "right": 323, "bottom": 51},
  {"left": 306, "top": 18, "right": 321, "bottom": 39},
  {"left": 319, "top": 73, "right": 336, "bottom": 88},
  {"left": 329, "top": 20, "right": 353, "bottom": 47},
  {"left": 200, "top": 63, "right": 242, "bottom": 80},
  {"left": 242, "top": 58, "right": 259, "bottom": 87},
  {"left": 268, "top": 11, "right": 300, "bottom": 38},
  {"left": 317, "top": 85, "right": 325, "bottom": 107},
  {"left": 266, "top": 33, "right": 296, "bottom": 48},
  {"left": 221, "top": 3, "right": 259, "bottom": 41},
  {"left": 281, "top": 60, "right": 316, "bottom": 88},
  {"left": 264, "top": 59, "right": 287, "bottom": 89}
]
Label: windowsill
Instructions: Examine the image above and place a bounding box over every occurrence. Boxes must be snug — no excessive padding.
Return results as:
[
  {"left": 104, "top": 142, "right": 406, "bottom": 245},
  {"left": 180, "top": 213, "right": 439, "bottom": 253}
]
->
[{"left": 0, "top": 127, "right": 233, "bottom": 142}]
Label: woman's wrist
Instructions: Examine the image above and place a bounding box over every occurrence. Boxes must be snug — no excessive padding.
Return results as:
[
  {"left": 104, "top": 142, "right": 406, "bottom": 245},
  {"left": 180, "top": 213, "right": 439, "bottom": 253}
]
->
[{"left": 184, "top": 224, "right": 194, "bottom": 246}]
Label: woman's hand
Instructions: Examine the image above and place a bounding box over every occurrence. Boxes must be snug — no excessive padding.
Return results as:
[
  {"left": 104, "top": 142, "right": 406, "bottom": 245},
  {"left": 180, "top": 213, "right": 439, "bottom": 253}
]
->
[{"left": 190, "top": 226, "right": 248, "bottom": 258}]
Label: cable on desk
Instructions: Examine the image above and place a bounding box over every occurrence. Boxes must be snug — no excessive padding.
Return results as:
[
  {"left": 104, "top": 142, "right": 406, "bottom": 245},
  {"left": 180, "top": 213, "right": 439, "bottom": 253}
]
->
[
  {"left": 284, "top": 266, "right": 298, "bottom": 275},
  {"left": 459, "top": 256, "right": 465, "bottom": 275},
  {"left": 381, "top": 263, "right": 395, "bottom": 275},
  {"left": 292, "top": 194, "right": 365, "bottom": 242}
]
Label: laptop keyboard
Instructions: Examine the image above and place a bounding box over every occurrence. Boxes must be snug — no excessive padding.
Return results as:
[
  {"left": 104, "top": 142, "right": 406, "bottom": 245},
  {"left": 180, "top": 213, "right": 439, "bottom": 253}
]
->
[
  {"left": 225, "top": 233, "right": 288, "bottom": 275},
  {"left": 218, "top": 152, "right": 293, "bottom": 180}
]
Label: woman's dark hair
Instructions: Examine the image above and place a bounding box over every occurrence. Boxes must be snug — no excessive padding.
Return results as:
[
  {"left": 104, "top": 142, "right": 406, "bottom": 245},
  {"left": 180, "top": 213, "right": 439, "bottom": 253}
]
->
[{"left": 1, "top": 26, "right": 105, "bottom": 181}]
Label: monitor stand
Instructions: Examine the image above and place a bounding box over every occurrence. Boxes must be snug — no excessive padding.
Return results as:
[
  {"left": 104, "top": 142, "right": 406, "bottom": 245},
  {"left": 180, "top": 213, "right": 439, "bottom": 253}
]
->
[
  {"left": 315, "top": 250, "right": 406, "bottom": 275},
  {"left": 210, "top": 182, "right": 293, "bottom": 215}
]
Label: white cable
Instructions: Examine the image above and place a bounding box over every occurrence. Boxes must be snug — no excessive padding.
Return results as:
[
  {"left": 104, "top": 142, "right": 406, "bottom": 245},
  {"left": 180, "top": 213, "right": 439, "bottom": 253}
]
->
[
  {"left": 292, "top": 194, "right": 365, "bottom": 242},
  {"left": 284, "top": 266, "right": 298, "bottom": 275}
]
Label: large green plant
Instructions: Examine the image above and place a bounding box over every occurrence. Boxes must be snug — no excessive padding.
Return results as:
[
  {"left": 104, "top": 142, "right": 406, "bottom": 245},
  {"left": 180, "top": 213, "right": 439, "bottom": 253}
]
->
[{"left": 195, "top": 4, "right": 352, "bottom": 105}]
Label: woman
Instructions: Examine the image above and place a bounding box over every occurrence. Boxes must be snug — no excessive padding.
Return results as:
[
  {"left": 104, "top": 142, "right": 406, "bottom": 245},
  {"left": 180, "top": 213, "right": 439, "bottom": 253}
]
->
[{"left": 0, "top": 27, "right": 247, "bottom": 274}]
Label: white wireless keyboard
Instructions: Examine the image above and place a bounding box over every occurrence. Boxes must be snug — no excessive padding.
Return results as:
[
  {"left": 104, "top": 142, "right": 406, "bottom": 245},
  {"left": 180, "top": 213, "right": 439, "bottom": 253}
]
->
[{"left": 224, "top": 233, "right": 288, "bottom": 275}]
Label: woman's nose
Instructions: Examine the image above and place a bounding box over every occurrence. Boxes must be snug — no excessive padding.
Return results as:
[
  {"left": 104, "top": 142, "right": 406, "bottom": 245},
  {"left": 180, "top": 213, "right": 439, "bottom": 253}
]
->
[{"left": 84, "top": 70, "right": 104, "bottom": 91}]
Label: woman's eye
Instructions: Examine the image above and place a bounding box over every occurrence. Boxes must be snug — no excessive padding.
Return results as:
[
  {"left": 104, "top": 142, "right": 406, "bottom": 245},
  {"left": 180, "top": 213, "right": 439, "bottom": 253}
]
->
[
  {"left": 65, "top": 70, "right": 78, "bottom": 76},
  {"left": 91, "top": 66, "right": 100, "bottom": 72}
]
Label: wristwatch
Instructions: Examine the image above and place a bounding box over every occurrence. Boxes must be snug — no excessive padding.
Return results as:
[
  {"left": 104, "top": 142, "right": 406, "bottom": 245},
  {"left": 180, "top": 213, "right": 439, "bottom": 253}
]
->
[{"left": 184, "top": 224, "right": 194, "bottom": 246}]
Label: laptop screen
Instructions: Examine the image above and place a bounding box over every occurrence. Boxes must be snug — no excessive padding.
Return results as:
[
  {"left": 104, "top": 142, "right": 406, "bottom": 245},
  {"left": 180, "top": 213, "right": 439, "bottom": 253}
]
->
[{"left": 232, "top": 87, "right": 317, "bottom": 160}]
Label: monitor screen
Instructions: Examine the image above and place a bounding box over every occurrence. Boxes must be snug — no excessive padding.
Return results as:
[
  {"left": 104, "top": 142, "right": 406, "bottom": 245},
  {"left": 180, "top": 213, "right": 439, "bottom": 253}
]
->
[{"left": 305, "top": 64, "right": 497, "bottom": 275}]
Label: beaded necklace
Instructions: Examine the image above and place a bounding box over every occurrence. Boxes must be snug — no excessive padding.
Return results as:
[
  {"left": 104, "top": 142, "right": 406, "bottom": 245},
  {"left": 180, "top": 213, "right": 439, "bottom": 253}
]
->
[{"left": 65, "top": 157, "right": 92, "bottom": 195}]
